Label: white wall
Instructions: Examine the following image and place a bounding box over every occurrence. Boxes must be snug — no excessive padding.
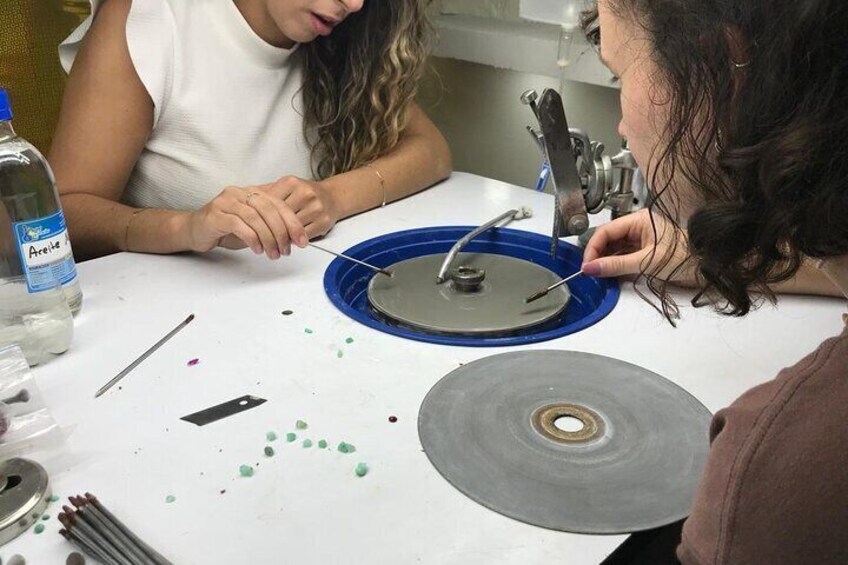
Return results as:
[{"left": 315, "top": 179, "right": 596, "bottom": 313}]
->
[
  {"left": 418, "top": 57, "right": 623, "bottom": 191},
  {"left": 419, "top": 0, "right": 623, "bottom": 189}
]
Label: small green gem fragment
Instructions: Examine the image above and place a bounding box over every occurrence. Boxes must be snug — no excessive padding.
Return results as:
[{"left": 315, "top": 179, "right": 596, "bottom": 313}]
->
[
  {"left": 239, "top": 465, "right": 255, "bottom": 477},
  {"left": 295, "top": 420, "right": 308, "bottom": 430},
  {"left": 336, "top": 350, "right": 344, "bottom": 358},
  {"left": 337, "top": 441, "right": 356, "bottom": 454},
  {"left": 355, "top": 463, "right": 369, "bottom": 478},
  {"left": 304, "top": 328, "right": 314, "bottom": 334},
  {"left": 165, "top": 495, "right": 176, "bottom": 504},
  {"left": 286, "top": 433, "right": 297, "bottom": 442},
  {"left": 302, "top": 439, "right": 313, "bottom": 448},
  {"left": 345, "top": 337, "right": 354, "bottom": 344},
  {"left": 264, "top": 446, "right": 275, "bottom": 457},
  {"left": 41, "top": 515, "right": 49, "bottom": 521},
  {"left": 34, "top": 523, "right": 45, "bottom": 534},
  {"left": 318, "top": 439, "right": 328, "bottom": 449},
  {"left": 47, "top": 494, "right": 60, "bottom": 503},
  {"left": 266, "top": 431, "right": 278, "bottom": 442}
]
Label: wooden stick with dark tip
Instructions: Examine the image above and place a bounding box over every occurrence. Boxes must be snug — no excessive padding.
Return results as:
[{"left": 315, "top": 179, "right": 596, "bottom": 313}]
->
[
  {"left": 60, "top": 509, "right": 128, "bottom": 565},
  {"left": 73, "top": 496, "right": 156, "bottom": 565},
  {"left": 61, "top": 507, "right": 134, "bottom": 565},
  {"left": 525, "top": 270, "right": 585, "bottom": 304},
  {"left": 526, "top": 249, "right": 631, "bottom": 304},
  {"left": 85, "top": 493, "right": 173, "bottom": 565},
  {"left": 72, "top": 496, "right": 155, "bottom": 565},
  {"left": 61, "top": 527, "right": 118, "bottom": 565},
  {"left": 58, "top": 516, "right": 121, "bottom": 565}
]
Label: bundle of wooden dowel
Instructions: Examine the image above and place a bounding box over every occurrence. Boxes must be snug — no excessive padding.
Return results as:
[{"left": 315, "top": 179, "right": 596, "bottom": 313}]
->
[{"left": 57, "top": 493, "right": 172, "bottom": 565}]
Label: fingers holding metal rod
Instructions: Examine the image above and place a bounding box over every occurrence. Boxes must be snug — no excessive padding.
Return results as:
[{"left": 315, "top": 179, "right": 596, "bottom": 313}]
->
[{"left": 525, "top": 250, "right": 627, "bottom": 304}]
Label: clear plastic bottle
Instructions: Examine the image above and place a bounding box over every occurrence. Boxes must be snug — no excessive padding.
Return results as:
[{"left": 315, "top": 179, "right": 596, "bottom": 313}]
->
[{"left": 0, "top": 88, "right": 78, "bottom": 365}]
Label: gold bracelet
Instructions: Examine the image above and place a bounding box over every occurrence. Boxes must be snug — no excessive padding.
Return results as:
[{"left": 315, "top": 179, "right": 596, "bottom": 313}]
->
[
  {"left": 124, "top": 209, "right": 146, "bottom": 252},
  {"left": 365, "top": 163, "right": 387, "bottom": 208}
]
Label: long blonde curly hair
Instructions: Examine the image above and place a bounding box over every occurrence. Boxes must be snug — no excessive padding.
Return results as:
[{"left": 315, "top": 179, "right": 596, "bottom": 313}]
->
[{"left": 301, "top": 0, "right": 433, "bottom": 179}]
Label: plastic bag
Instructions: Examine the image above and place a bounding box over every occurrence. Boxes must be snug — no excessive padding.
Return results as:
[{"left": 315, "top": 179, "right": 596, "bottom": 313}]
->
[{"left": 0, "top": 344, "right": 64, "bottom": 456}]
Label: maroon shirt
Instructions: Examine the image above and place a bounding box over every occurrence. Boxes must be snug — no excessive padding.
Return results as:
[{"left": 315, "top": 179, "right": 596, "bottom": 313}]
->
[{"left": 678, "top": 319, "right": 848, "bottom": 564}]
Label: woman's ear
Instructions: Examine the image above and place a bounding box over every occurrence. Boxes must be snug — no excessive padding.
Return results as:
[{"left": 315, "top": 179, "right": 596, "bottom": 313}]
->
[
  {"left": 723, "top": 26, "right": 754, "bottom": 69},
  {"left": 723, "top": 26, "right": 754, "bottom": 101}
]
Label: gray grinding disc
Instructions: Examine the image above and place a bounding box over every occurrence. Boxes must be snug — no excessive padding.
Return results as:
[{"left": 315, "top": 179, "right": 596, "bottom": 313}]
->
[
  {"left": 368, "top": 253, "right": 569, "bottom": 336},
  {"left": 418, "top": 350, "right": 712, "bottom": 534}
]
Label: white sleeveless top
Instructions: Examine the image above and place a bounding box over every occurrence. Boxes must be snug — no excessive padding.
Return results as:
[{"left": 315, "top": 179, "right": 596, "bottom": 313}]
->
[{"left": 59, "top": 0, "right": 313, "bottom": 211}]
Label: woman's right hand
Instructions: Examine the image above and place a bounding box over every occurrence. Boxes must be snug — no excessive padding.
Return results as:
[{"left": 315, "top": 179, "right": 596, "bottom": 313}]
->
[
  {"left": 581, "top": 209, "right": 696, "bottom": 285},
  {"left": 178, "top": 187, "right": 308, "bottom": 259}
]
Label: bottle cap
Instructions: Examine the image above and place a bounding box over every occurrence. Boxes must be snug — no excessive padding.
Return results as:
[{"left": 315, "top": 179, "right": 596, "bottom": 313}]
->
[{"left": 0, "top": 89, "right": 12, "bottom": 122}]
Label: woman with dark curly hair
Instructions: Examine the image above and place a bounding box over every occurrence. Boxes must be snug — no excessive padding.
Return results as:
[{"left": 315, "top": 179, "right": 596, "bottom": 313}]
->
[
  {"left": 50, "top": 0, "right": 450, "bottom": 261},
  {"left": 580, "top": 0, "right": 848, "bottom": 562}
]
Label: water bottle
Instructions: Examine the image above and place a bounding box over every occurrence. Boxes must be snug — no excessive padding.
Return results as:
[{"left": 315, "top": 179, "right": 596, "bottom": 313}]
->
[{"left": 0, "top": 88, "right": 78, "bottom": 365}]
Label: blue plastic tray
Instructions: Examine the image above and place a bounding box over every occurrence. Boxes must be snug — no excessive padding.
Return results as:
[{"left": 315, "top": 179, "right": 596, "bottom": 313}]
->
[{"left": 323, "top": 227, "right": 619, "bottom": 347}]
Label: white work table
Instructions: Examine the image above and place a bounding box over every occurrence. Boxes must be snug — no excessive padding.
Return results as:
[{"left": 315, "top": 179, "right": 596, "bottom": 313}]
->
[{"left": 8, "top": 172, "right": 845, "bottom": 564}]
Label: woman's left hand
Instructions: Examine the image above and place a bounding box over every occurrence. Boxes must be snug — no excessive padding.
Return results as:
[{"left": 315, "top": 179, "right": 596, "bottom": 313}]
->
[{"left": 257, "top": 176, "right": 340, "bottom": 240}]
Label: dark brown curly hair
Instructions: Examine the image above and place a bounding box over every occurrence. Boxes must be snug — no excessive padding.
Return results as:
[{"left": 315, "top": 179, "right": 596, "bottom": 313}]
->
[
  {"left": 301, "top": 0, "right": 433, "bottom": 180},
  {"left": 583, "top": 0, "right": 848, "bottom": 318}
]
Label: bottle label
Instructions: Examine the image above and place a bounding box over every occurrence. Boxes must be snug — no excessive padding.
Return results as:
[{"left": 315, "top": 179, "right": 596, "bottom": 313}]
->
[{"left": 13, "top": 211, "right": 78, "bottom": 293}]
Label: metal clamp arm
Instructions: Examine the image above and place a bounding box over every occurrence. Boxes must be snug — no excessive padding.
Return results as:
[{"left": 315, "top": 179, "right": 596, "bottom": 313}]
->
[
  {"left": 435, "top": 208, "right": 532, "bottom": 283},
  {"left": 537, "top": 89, "right": 590, "bottom": 238}
]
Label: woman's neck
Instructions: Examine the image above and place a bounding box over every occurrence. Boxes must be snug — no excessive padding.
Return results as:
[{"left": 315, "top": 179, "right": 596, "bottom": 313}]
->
[
  {"left": 233, "top": 0, "right": 294, "bottom": 49},
  {"left": 818, "top": 256, "right": 848, "bottom": 300}
]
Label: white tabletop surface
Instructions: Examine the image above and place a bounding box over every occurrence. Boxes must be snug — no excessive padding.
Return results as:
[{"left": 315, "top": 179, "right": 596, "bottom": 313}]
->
[{"left": 6, "top": 172, "right": 846, "bottom": 564}]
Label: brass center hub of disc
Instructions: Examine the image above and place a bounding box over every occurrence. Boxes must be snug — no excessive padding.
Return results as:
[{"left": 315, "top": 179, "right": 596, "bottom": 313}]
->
[{"left": 532, "top": 403, "right": 605, "bottom": 444}]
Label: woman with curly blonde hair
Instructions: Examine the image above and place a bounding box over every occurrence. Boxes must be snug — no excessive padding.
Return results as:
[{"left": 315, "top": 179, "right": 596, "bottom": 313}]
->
[{"left": 51, "top": 0, "right": 451, "bottom": 260}]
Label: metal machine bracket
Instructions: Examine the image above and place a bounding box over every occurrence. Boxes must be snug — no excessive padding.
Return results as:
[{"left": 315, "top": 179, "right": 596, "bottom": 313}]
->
[{"left": 521, "top": 88, "right": 640, "bottom": 258}]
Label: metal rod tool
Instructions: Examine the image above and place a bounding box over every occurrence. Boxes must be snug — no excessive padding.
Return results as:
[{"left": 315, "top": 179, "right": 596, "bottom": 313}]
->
[
  {"left": 525, "top": 270, "right": 585, "bottom": 304},
  {"left": 308, "top": 242, "right": 393, "bottom": 277},
  {"left": 525, "top": 250, "right": 626, "bottom": 304},
  {"left": 95, "top": 314, "right": 195, "bottom": 398},
  {"left": 435, "top": 207, "right": 533, "bottom": 284}
]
